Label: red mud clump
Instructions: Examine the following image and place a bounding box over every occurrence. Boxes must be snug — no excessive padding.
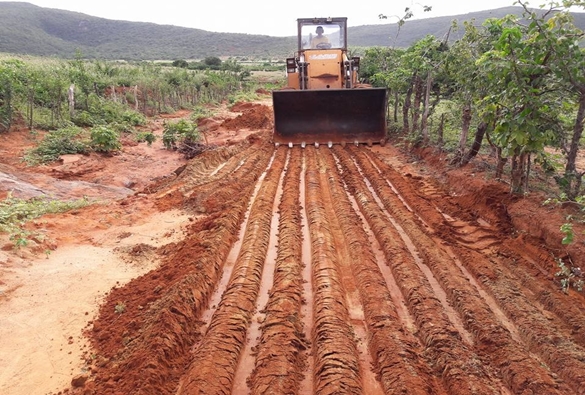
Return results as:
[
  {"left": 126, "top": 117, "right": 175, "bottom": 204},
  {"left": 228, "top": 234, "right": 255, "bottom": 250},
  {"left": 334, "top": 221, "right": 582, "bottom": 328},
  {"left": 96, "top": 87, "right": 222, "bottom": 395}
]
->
[{"left": 221, "top": 102, "right": 274, "bottom": 130}]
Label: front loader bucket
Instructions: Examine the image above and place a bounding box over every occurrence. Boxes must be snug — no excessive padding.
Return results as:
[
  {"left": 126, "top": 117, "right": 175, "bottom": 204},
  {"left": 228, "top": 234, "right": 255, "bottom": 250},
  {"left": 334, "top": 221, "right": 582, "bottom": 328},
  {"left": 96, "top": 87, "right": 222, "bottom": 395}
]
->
[{"left": 272, "top": 88, "right": 387, "bottom": 145}]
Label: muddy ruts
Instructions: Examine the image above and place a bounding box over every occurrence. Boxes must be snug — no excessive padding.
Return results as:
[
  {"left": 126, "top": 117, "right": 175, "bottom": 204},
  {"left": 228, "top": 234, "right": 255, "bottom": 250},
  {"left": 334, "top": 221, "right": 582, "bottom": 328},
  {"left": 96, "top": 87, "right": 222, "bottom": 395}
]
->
[
  {"left": 184, "top": 144, "right": 267, "bottom": 213},
  {"left": 180, "top": 142, "right": 259, "bottom": 196},
  {"left": 500, "top": 240, "right": 585, "bottom": 348},
  {"left": 318, "top": 149, "right": 442, "bottom": 394},
  {"left": 304, "top": 147, "right": 362, "bottom": 394},
  {"left": 180, "top": 142, "right": 252, "bottom": 189},
  {"left": 249, "top": 148, "right": 308, "bottom": 394},
  {"left": 83, "top": 142, "right": 274, "bottom": 395},
  {"left": 152, "top": 140, "right": 252, "bottom": 196},
  {"left": 352, "top": 147, "right": 570, "bottom": 394},
  {"left": 454, "top": 244, "right": 585, "bottom": 394},
  {"left": 333, "top": 146, "right": 499, "bottom": 394},
  {"left": 176, "top": 147, "right": 287, "bottom": 394}
]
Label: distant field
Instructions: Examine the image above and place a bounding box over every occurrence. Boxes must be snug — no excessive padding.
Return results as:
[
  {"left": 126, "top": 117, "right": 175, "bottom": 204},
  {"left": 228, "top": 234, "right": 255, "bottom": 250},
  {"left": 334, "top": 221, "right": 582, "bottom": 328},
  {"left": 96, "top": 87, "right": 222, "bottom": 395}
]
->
[{"left": 250, "top": 70, "right": 285, "bottom": 84}]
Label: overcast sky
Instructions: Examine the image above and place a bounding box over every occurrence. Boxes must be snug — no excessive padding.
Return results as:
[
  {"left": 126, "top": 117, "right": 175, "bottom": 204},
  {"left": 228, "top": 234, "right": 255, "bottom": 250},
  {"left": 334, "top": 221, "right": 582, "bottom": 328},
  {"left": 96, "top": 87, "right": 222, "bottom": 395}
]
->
[{"left": 3, "top": 0, "right": 558, "bottom": 36}]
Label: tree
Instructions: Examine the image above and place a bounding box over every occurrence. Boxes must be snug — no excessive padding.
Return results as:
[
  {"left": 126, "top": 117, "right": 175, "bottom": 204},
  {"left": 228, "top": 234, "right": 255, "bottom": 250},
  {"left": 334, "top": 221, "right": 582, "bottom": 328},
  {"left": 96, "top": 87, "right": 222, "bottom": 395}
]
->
[
  {"left": 67, "top": 51, "right": 93, "bottom": 111},
  {"left": 172, "top": 59, "right": 189, "bottom": 68},
  {"left": 0, "top": 60, "right": 26, "bottom": 132},
  {"left": 203, "top": 56, "right": 222, "bottom": 68},
  {"left": 361, "top": 47, "right": 407, "bottom": 124},
  {"left": 445, "top": 20, "right": 498, "bottom": 165},
  {"left": 401, "top": 35, "right": 446, "bottom": 144},
  {"left": 519, "top": 0, "right": 585, "bottom": 198},
  {"left": 477, "top": 12, "right": 562, "bottom": 193}
]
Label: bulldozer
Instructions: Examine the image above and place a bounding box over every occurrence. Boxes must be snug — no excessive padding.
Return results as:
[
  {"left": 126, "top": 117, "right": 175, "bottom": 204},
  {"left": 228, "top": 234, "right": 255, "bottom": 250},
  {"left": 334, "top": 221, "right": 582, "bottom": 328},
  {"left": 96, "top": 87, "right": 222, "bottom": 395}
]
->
[{"left": 272, "top": 17, "right": 388, "bottom": 147}]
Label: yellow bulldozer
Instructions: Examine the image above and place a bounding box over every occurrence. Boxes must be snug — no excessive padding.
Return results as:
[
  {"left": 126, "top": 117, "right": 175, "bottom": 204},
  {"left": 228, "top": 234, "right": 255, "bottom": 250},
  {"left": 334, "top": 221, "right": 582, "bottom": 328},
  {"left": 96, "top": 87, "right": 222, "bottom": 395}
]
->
[{"left": 272, "top": 17, "right": 388, "bottom": 147}]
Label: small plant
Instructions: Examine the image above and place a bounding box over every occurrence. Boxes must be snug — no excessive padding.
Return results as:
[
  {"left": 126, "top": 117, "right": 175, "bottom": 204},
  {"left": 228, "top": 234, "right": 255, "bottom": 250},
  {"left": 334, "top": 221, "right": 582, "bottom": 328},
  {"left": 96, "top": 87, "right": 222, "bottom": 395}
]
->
[
  {"left": 190, "top": 105, "right": 213, "bottom": 122},
  {"left": 71, "top": 110, "right": 97, "bottom": 127},
  {"left": 121, "top": 110, "right": 146, "bottom": 126},
  {"left": 90, "top": 125, "right": 121, "bottom": 153},
  {"left": 543, "top": 193, "right": 585, "bottom": 245},
  {"left": 162, "top": 119, "right": 199, "bottom": 150},
  {"left": 555, "top": 256, "right": 584, "bottom": 293},
  {"left": 9, "top": 229, "right": 30, "bottom": 249},
  {"left": 136, "top": 131, "right": 157, "bottom": 146},
  {"left": 24, "top": 126, "right": 90, "bottom": 165},
  {"left": 114, "top": 301, "right": 126, "bottom": 314},
  {"left": 109, "top": 121, "right": 135, "bottom": 135},
  {"left": 560, "top": 223, "right": 574, "bottom": 245}
]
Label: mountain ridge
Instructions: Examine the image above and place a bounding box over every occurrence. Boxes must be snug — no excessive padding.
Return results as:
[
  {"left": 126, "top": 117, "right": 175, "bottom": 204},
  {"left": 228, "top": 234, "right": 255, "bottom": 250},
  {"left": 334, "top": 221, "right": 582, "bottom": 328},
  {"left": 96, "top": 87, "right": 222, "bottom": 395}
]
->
[{"left": 1, "top": 2, "right": 583, "bottom": 60}]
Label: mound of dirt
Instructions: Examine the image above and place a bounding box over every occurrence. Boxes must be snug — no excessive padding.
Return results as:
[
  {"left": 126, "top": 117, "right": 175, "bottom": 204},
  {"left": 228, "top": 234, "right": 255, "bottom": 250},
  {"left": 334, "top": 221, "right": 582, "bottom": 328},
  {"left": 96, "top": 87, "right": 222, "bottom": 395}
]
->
[{"left": 221, "top": 102, "right": 273, "bottom": 130}]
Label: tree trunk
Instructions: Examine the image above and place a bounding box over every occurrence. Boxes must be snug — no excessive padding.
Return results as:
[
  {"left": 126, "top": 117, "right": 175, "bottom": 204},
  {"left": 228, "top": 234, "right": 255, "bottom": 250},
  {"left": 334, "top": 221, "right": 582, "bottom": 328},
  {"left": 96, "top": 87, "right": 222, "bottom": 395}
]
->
[
  {"left": 436, "top": 113, "right": 445, "bottom": 149},
  {"left": 421, "top": 72, "right": 433, "bottom": 144},
  {"left": 450, "top": 101, "right": 472, "bottom": 165},
  {"left": 460, "top": 121, "right": 487, "bottom": 166},
  {"left": 525, "top": 153, "right": 531, "bottom": 193},
  {"left": 411, "top": 74, "right": 423, "bottom": 135},
  {"left": 402, "top": 82, "right": 413, "bottom": 135},
  {"left": 564, "top": 91, "right": 585, "bottom": 198},
  {"left": 27, "top": 89, "right": 34, "bottom": 129},
  {"left": 495, "top": 147, "right": 507, "bottom": 180},
  {"left": 393, "top": 90, "right": 399, "bottom": 123},
  {"left": 134, "top": 85, "right": 139, "bottom": 111},
  {"left": 0, "top": 79, "right": 13, "bottom": 133},
  {"left": 68, "top": 84, "right": 75, "bottom": 117},
  {"left": 510, "top": 151, "right": 529, "bottom": 194}
]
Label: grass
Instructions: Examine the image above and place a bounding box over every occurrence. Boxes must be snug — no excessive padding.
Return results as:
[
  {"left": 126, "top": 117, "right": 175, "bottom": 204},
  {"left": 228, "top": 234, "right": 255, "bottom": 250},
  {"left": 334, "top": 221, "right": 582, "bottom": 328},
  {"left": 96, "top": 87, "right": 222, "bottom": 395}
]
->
[{"left": 0, "top": 193, "right": 91, "bottom": 248}]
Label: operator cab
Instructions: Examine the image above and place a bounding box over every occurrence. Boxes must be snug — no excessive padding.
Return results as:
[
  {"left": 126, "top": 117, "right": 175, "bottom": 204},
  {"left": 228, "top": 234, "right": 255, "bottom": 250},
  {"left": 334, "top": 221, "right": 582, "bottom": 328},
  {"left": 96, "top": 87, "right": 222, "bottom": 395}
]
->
[{"left": 298, "top": 18, "right": 347, "bottom": 50}]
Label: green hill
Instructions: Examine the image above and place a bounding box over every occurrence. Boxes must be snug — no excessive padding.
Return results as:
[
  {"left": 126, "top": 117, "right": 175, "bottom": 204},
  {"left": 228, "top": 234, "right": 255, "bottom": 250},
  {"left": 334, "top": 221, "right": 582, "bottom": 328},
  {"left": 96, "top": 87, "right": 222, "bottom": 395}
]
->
[{"left": 1, "top": 2, "right": 584, "bottom": 60}]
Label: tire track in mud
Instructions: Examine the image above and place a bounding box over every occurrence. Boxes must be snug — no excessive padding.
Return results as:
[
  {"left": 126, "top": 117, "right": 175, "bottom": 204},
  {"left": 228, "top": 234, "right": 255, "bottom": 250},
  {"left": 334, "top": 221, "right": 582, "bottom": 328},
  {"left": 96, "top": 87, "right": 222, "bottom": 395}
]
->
[
  {"left": 176, "top": 147, "right": 287, "bottom": 394},
  {"left": 303, "top": 147, "right": 363, "bottom": 394},
  {"left": 249, "top": 148, "right": 308, "bottom": 394},
  {"left": 355, "top": 147, "right": 575, "bottom": 394},
  {"left": 335, "top": 147, "right": 500, "bottom": 394},
  {"left": 314, "top": 148, "right": 384, "bottom": 394},
  {"left": 82, "top": 142, "right": 274, "bottom": 395},
  {"left": 77, "top": 141, "right": 585, "bottom": 395},
  {"left": 320, "top": 149, "right": 443, "bottom": 394}
]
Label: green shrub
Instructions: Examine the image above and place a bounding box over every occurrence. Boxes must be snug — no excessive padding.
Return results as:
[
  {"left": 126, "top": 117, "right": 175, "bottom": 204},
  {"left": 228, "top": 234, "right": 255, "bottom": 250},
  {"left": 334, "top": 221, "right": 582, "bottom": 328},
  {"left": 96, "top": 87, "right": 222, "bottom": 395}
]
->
[
  {"left": 109, "top": 121, "right": 135, "bottom": 134},
  {"left": 71, "top": 110, "right": 97, "bottom": 127},
  {"left": 72, "top": 96, "right": 145, "bottom": 127},
  {"left": 162, "top": 119, "right": 198, "bottom": 150},
  {"left": 190, "top": 105, "right": 214, "bottom": 122},
  {"left": 90, "top": 125, "right": 121, "bottom": 152},
  {"left": 228, "top": 90, "right": 259, "bottom": 104},
  {"left": 24, "top": 126, "right": 89, "bottom": 164},
  {"left": 121, "top": 110, "right": 146, "bottom": 126},
  {"left": 136, "top": 131, "right": 157, "bottom": 146}
]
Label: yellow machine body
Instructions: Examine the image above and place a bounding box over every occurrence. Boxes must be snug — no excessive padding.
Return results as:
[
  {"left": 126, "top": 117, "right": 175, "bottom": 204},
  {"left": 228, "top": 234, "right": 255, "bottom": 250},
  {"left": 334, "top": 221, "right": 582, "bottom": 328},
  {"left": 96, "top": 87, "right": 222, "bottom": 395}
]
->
[{"left": 273, "top": 17, "right": 387, "bottom": 146}]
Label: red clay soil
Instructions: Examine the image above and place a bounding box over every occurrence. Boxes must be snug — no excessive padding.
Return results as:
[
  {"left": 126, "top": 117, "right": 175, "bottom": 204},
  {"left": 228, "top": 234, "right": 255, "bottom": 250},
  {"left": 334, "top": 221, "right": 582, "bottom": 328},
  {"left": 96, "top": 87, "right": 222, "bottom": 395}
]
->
[{"left": 2, "top": 98, "right": 585, "bottom": 395}]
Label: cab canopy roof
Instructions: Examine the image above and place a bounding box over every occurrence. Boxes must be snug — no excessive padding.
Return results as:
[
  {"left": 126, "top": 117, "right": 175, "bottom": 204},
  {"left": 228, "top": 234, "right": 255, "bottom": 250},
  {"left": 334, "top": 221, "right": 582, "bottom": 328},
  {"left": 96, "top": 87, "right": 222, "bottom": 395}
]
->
[{"left": 296, "top": 17, "right": 348, "bottom": 50}]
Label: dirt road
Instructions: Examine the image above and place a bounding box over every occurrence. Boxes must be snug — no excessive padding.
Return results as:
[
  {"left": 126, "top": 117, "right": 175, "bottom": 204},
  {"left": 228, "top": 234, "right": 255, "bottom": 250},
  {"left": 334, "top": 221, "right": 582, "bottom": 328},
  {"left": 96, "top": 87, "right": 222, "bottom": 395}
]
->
[
  {"left": 67, "top": 136, "right": 585, "bottom": 395},
  {"left": 1, "top": 102, "right": 585, "bottom": 394}
]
